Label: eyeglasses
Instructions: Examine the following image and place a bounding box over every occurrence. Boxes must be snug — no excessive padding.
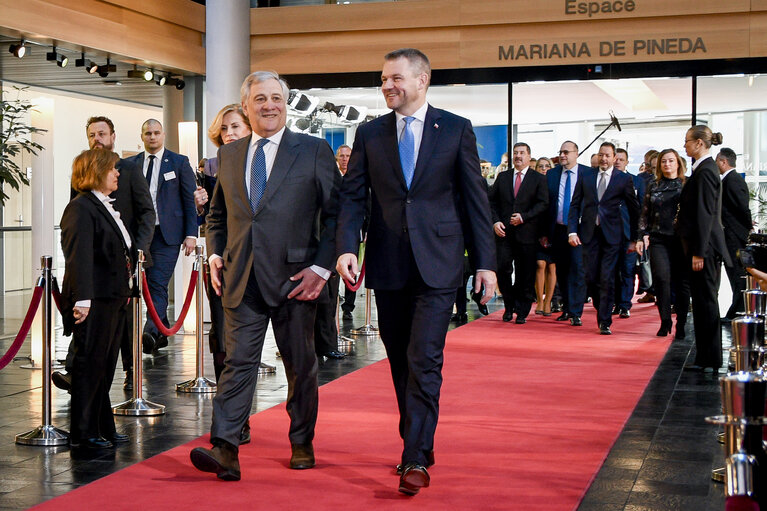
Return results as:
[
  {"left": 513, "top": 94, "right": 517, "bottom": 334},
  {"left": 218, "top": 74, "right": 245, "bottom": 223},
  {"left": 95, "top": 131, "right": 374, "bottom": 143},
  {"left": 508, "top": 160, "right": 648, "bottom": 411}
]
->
[
  {"left": 684, "top": 138, "right": 695, "bottom": 144},
  {"left": 559, "top": 150, "right": 574, "bottom": 155}
]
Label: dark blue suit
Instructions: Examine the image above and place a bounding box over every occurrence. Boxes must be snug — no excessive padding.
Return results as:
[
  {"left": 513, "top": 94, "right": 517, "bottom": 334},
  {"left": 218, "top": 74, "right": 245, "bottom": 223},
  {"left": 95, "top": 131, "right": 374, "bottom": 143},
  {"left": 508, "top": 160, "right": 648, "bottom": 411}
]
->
[
  {"left": 546, "top": 164, "right": 588, "bottom": 318},
  {"left": 337, "top": 105, "right": 496, "bottom": 467},
  {"left": 127, "top": 149, "right": 197, "bottom": 338},
  {"left": 568, "top": 167, "right": 639, "bottom": 327}
]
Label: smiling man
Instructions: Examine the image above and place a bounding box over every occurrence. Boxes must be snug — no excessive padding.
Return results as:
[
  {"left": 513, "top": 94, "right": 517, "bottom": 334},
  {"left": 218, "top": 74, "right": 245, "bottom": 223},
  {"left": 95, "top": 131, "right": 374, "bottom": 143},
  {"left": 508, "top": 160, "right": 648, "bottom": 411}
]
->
[
  {"left": 336, "top": 48, "right": 497, "bottom": 496},
  {"left": 190, "top": 71, "right": 340, "bottom": 481}
]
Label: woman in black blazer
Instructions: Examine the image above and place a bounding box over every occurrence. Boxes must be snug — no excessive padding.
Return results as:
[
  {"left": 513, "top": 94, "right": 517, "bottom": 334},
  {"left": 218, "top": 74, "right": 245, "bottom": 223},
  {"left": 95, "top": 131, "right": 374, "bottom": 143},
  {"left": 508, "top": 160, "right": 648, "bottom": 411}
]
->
[
  {"left": 676, "top": 126, "right": 728, "bottom": 372},
  {"left": 61, "top": 149, "right": 134, "bottom": 449}
]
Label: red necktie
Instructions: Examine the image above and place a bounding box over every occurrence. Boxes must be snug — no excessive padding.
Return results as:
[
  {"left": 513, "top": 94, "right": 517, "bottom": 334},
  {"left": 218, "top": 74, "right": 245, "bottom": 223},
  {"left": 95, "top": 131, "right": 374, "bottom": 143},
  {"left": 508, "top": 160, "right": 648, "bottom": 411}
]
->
[{"left": 513, "top": 171, "right": 522, "bottom": 197}]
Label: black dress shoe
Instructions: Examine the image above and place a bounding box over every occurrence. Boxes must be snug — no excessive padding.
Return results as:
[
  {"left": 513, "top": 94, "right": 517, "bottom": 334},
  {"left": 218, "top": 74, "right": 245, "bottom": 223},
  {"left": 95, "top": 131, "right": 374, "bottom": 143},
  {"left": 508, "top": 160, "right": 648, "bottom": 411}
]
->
[
  {"left": 190, "top": 441, "right": 241, "bottom": 481},
  {"left": 611, "top": 306, "right": 620, "bottom": 315},
  {"left": 450, "top": 313, "right": 468, "bottom": 324},
  {"left": 79, "top": 437, "right": 114, "bottom": 449},
  {"left": 155, "top": 335, "right": 169, "bottom": 350},
  {"left": 396, "top": 450, "right": 435, "bottom": 475},
  {"left": 52, "top": 371, "right": 72, "bottom": 393},
  {"left": 515, "top": 317, "right": 526, "bottom": 324},
  {"left": 109, "top": 432, "right": 130, "bottom": 444},
  {"left": 502, "top": 310, "right": 514, "bottom": 322},
  {"left": 239, "top": 421, "right": 250, "bottom": 445},
  {"left": 599, "top": 324, "right": 612, "bottom": 335},
  {"left": 476, "top": 303, "right": 489, "bottom": 316},
  {"left": 399, "top": 464, "right": 430, "bottom": 496},
  {"left": 290, "top": 443, "right": 315, "bottom": 469},
  {"left": 123, "top": 370, "right": 133, "bottom": 391},
  {"left": 619, "top": 308, "right": 630, "bottom": 319},
  {"left": 142, "top": 332, "right": 156, "bottom": 355},
  {"left": 556, "top": 312, "right": 570, "bottom": 322},
  {"left": 321, "top": 350, "right": 346, "bottom": 359},
  {"left": 570, "top": 316, "right": 582, "bottom": 326}
]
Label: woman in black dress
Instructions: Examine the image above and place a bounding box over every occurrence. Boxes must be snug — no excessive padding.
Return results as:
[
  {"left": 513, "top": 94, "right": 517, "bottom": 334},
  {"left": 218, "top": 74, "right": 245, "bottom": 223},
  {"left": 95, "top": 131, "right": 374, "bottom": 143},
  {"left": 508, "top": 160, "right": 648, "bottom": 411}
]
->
[{"left": 636, "top": 149, "right": 689, "bottom": 338}]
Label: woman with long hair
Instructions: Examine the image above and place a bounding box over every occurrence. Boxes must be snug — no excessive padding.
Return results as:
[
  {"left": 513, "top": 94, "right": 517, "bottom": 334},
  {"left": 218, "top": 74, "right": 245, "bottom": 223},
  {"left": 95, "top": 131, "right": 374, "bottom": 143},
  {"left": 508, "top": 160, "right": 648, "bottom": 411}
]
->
[{"left": 534, "top": 157, "right": 556, "bottom": 315}]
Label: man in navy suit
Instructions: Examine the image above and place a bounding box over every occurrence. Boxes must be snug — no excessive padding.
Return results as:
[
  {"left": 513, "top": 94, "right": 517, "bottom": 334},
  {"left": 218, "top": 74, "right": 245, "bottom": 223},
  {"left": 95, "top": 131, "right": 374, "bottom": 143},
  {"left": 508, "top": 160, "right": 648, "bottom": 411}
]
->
[
  {"left": 568, "top": 142, "right": 639, "bottom": 335},
  {"left": 336, "top": 48, "right": 496, "bottom": 496},
  {"left": 127, "top": 119, "right": 197, "bottom": 352},
  {"left": 542, "top": 140, "right": 588, "bottom": 327}
]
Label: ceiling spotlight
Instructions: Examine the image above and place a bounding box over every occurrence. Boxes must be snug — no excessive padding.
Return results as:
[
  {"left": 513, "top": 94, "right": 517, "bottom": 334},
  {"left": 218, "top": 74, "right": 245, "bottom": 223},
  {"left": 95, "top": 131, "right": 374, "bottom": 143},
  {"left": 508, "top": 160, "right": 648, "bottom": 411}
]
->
[
  {"left": 127, "top": 66, "right": 153, "bottom": 81},
  {"left": 322, "top": 102, "right": 368, "bottom": 124},
  {"left": 8, "top": 40, "right": 26, "bottom": 58},
  {"left": 166, "top": 77, "right": 185, "bottom": 90},
  {"left": 96, "top": 58, "right": 117, "bottom": 78},
  {"left": 46, "top": 46, "right": 68, "bottom": 68},
  {"left": 295, "top": 118, "right": 311, "bottom": 131},
  {"left": 287, "top": 90, "right": 319, "bottom": 115},
  {"left": 144, "top": 69, "right": 154, "bottom": 81},
  {"left": 75, "top": 53, "right": 99, "bottom": 74},
  {"left": 155, "top": 74, "right": 167, "bottom": 86}
]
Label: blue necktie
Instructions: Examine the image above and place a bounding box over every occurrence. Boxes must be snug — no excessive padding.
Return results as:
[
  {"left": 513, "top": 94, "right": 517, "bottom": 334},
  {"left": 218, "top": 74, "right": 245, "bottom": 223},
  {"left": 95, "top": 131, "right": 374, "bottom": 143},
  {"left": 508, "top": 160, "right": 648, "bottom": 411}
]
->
[
  {"left": 562, "top": 169, "right": 572, "bottom": 223},
  {"left": 399, "top": 116, "right": 416, "bottom": 189},
  {"left": 249, "top": 138, "right": 268, "bottom": 213}
]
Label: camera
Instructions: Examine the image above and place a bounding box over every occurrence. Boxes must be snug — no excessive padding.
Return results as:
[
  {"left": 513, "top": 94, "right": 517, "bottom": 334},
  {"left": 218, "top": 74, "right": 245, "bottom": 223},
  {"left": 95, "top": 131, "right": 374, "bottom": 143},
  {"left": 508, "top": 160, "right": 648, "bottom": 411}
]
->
[{"left": 738, "top": 232, "right": 767, "bottom": 270}]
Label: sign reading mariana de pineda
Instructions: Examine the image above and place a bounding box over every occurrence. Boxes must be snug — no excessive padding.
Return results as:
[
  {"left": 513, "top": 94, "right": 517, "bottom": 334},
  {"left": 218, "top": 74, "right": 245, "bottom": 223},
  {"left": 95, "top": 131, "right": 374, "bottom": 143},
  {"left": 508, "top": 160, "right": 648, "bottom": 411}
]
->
[{"left": 498, "top": 0, "right": 708, "bottom": 61}]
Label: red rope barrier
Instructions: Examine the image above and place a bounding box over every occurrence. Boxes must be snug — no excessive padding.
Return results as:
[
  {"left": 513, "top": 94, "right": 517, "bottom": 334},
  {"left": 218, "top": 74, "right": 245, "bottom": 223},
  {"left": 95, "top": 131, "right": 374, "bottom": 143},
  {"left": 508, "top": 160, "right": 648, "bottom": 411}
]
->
[
  {"left": 0, "top": 284, "right": 44, "bottom": 371},
  {"left": 51, "top": 277, "right": 62, "bottom": 313},
  {"left": 343, "top": 260, "right": 365, "bottom": 292},
  {"left": 142, "top": 270, "right": 198, "bottom": 337}
]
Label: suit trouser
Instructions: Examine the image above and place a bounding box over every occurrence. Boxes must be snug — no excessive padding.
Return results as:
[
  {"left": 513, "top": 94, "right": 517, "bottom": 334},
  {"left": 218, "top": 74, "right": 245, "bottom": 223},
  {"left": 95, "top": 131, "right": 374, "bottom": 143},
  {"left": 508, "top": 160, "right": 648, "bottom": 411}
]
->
[
  {"left": 649, "top": 235, "right": 690, "bottom": 325},
  {"left": 65, "top": 312, "right": 132, "bottom": 373},
  {"left": 724, "top": 241, "right": 747, "bottom": 318},
  {"left": 551, "top": 224, "right": 586, "bottom": 317},
  {"left": 374, "top": 267, "right": 454, "bottom": 467},
  {"left": 143, "top": 232, "right": 179, "bottom": 337},
  {"left": 314, "top": 273, "right": 339, "bottom": 355},
  {"left": 582, "top": 227, "right": 621, "bottom": 327},
  {"left": 615, "top": 242, "right": 637, "bottom": 310},
  {"left": 70, "top": 298, "right": 126, "bottom": 442},
  {"left": 688, "top": 251, "right": 723, "bottom": 368},
  {"left": 341, "top": 288, "right": 357, "bottom": 313},
  {"left": 211, "top": 270, "right": 319, "bottom": 448},
  {"left": 496, "top": 237, "right": 537, "bottom": 318}
]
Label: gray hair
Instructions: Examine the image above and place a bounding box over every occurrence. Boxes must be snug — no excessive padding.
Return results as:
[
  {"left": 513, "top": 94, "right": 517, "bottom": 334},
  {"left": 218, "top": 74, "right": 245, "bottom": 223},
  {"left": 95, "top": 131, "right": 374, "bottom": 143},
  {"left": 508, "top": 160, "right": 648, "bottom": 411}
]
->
[{"left": 240, "top": 71, "right": 290, "bottom": 103}]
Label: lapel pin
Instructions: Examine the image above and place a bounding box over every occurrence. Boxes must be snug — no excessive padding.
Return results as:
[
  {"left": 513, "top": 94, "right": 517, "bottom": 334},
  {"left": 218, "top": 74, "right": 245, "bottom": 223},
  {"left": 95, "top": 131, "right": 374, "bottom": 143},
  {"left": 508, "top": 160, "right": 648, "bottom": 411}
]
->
[{"left": 434, "top": 123, "right": 439, "bottom": 129}]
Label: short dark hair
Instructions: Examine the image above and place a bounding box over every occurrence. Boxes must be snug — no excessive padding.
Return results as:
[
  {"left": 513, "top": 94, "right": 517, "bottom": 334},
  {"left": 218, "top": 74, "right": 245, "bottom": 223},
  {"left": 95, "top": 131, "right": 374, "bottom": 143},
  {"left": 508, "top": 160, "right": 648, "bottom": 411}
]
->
[
  {"left": 616, "top": 148, "right": 628, "bottom": 157},
  {"left": 599, "top": 142, "right": 616, "bottom": 155},
  {"left": 384, "top": 48, "right": 431, "bottom": 84},
  {"left": 718, "top": 147, "right": 737, "bottom": 167},
  {"left": 86, "top": 116, "right": 115, "bottom": 133},
  {"left": 513, "top": 142, "right": 531, "bottom": 154},
  {"left": 562, "top": 140, "right": 579, "bottom": 152},
  {"left": 142, "top": 118, "right": 163, "bottom": 132}
]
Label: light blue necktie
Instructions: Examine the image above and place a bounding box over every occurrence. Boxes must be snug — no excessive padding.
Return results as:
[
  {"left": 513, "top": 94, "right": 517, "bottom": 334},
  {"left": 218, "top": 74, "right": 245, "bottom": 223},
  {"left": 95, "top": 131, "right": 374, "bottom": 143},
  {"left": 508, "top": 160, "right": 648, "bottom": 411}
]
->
[
  {"left": 562, "top": 169, "right": 572, "bottom": 223},
  {"left": 399, "top": 116, "right": 416, "bottom": 189},
  {"left": 249, "top": 138, "right": 269, "bottom": 213}
]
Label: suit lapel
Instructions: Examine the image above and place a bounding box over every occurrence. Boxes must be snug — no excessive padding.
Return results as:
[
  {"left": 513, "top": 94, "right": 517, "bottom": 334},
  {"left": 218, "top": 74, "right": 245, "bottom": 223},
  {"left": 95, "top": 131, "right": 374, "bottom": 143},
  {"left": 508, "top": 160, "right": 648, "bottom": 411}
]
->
[
  {"left": 156, "top": 152, "right": 171, "bottom": 193},
  {"left": 258, "top": 129, "right": 299, "bottom": 214},
  {"left": 83, "top": 192, "right": 130, "bottom": 253},
  {"left": 379, "top": 112, "right": 407, "bottom": 190},
  {"left": 230, "top": 136, "right": 251, "bottom": 213},
  {"left": 410, "top": 105, "right": 441, "bottom": 190}
]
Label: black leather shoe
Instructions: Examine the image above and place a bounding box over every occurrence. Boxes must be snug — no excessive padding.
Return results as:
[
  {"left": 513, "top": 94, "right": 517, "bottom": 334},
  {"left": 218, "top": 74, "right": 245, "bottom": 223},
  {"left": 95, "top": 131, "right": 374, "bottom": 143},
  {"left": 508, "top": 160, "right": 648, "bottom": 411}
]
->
[
  {"left": 239, "top": 421, "right": 250, "bottom": 445},
  {"left": 142, "top": 332, "right": 156, "bottom": 355},
  {"left": 123, "top": 370, "right": 133, "bottom": 391},
  {"left": 290, "top": 443, "right": 315, "bottom": 469},
  {"left": 155, "top": 335, "right": 169, "bottom": 350},
  {"left": 342, "top": 311, "right": 353, "bottom": 321},
  {"left": 611, "top": 306, "right": 620, "bottom": 315},
  {"left": 399, "top": 464, "right": 430, "bottom": 496},
  {"left": 556, "top": 312, "right": 570, "bottom": 322},
  {"left": 619, "top": 308, "right": 630, "bottom": 319},
  {"left": 502, "top": 310, "right": 514, "bottom": 322},
  {"left": 450, "top": 313, "right": 468, "bottom": 324},
  {"left": 80, "top": 437, "right": 114, "bottom": 449},
  {"left": 476, "top": 303, "right": 489, "bottom": 316},
  {"left": 396, "top": 450, "right": 435, "bottom": 475},
  {"left": 52, "top": 371, "right": 72, "bottom": 393},
  {"left": 599, "top": 324, "right": 612, "bottom": 335},
  {"left": 321, "top": 351, "right": 346, "bottom": 359},
  {"left": 515, "top": 317, "right": 526, "bottom": 324},
  {"left": 570, "top": 316, "right": 582, "bottom": 326},
  {"left": 109, "top": 432, "right": 130, "bottom": 444},
  {"left": 190, "top": 441, "right": 241, "bottom": 481}
]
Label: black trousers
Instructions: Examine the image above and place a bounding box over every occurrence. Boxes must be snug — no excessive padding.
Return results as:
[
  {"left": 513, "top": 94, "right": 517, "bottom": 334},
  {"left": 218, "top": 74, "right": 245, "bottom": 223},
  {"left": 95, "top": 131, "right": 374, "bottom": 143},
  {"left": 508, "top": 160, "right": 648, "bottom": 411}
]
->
[
  {"left": 211, "top": 270, "right": 318, "bottom": 447},
  {"left": 65, "top": 312, "right": 132, "bottom": 373},
  {"left": 496, "top": 237, "right": 537, "bottom": 319},
  {"left": 550, "top": 224, "right": 586, "bottom": 317},
  {"left": 582, "top": 227, "right": 621, "bottom": 327},
  {"left": 70, "top": 298, "right": 126, "bottom": 442},
  {"left": 687, "top": 251, "right": 723, "bottom": 369},
  {"left": 314, "top": 273, "right": 339, "bottom": 355},
  {"left": 648, "top": 235, "right": 690, "bottom": 325},
  {"left": 341, "top": 287, "right": 357, "bottom": 313},
  {"left": 375, "top": 263, "right": 454, "bottom": 467}
]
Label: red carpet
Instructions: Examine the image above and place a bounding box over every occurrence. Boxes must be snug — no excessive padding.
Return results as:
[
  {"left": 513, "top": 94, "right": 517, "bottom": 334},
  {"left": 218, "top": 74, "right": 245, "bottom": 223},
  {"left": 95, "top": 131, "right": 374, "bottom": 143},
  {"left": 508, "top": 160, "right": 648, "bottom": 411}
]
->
[{"left": 34, "top": 302, "right": 670, "bottom": 511}]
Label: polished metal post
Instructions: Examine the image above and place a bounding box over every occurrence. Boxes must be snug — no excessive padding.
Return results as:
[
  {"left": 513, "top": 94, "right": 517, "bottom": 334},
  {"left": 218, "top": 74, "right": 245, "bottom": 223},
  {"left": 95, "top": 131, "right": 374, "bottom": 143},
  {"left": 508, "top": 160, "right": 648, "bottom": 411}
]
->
[
  {"left": 177, "top": 246, "right": 216, "bottom": 393},
  {"left": 16, "top": 256, "right": 69, "bottom": 445},
  {"left": 336, "top": 291, "right": 354, "bottom": 351},
  {"left": 113, "top": 250, "right": 166, "bottom": 415},
  {"left": 351, "top": 289, "right": 378, "bottom": 337}
]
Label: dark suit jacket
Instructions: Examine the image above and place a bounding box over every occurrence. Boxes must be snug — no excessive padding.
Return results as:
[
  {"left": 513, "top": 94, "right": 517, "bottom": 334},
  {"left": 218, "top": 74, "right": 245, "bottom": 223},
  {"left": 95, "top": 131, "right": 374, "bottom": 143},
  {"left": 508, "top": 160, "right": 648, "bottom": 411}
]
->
[
  {"left": 60, "top": 192, "right": 135, "bottom": 335},
  {"left": 545, "top": 164, "right": 588, "bottom": 236},
  {"left": 676, "top": 156, "right": 730, "bottom": 264},
  {"left": 568, "top": 167, "right": 640, "bottom": 245},
  {"left": 206, "top": 130, "right": 340, "bottom": 308},
  {"left": 126, "top": 149, "right": 197, "bottom": 246},
  {"left": 336, "top": 105, "right": 496, "bottom": 290},
  {"left": 721, "top": 170, "right": 752, "bottom": 246},
  {"left": 488, "top": 168, "right": 549, "bottom": 244}
]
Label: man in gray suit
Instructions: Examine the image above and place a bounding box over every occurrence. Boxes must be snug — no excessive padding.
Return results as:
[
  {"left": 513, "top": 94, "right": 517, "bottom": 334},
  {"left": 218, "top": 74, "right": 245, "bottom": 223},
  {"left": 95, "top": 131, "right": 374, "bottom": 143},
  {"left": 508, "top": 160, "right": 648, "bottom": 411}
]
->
[{"left": 190, "top": 71, "right": 340, "bottom": 481}]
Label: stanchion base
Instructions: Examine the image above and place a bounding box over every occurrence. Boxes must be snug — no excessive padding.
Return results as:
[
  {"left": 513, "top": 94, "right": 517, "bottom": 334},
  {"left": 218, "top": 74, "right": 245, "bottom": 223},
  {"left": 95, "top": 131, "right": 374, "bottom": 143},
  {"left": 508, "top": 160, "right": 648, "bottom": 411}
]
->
[
  {"left": 350, "top": 325, "right": 378, "bottom": 336},
  {"left": 112, "top": 397, "right": 166, "bottom": 416},
  {"left": 338, "top": 336, "right": 355, "bottom": 349},
  {"left": 259, "top": 362, "right": 277, "bottom": 375},
  {"left": 15, "top": 425, "right": 69, "bottom": 446},
  {"left": 176, "top": 377, "right": 217, "bottom": 393},
  {"left": 712, "top": 467, "right": 726, "bottom": 483}
]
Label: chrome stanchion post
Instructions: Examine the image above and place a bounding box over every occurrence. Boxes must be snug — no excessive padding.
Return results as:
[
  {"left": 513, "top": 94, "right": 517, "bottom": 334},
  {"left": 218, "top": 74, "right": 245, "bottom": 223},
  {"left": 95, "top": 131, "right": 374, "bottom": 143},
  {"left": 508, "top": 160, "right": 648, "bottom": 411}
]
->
[
  {"left": 176, "top": 246, "right": 216, "bottom": 393},
  {"left": 113, "top": 250, "right": 166, "bottom": 415},
  {"left": 351, "top": 288, "right": 378, "bottom": 337},
  {"left": 16, "top": 256, "right": 69, "bottom": 446},
  {"left": 336, "top": 291, "right": 354, "bottom": 352}
]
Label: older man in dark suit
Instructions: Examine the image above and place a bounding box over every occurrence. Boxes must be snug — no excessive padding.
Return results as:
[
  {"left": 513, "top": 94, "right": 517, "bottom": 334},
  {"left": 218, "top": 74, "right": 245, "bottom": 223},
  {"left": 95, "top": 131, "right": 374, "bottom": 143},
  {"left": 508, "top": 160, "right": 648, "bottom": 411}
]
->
[
  {"left": 568, "top": 142, "right": 639, "bottom": 335},
  {"left": 336, "top": 48, "right": 496, "bottom": 496},
  {"left": 190, "top": 71, "right": 340, "bottom": 481}
]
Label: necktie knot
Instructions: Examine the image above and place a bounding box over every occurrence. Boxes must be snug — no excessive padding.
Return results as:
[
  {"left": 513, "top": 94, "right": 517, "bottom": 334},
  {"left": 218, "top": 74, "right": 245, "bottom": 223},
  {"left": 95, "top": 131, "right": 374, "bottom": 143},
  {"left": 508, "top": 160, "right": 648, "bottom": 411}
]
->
[
  {"left": 257, "top": 138, "right": 269, "bottom": 149},
  {"left": 403, "top": 116, "right": 415, "bottom": 126}
]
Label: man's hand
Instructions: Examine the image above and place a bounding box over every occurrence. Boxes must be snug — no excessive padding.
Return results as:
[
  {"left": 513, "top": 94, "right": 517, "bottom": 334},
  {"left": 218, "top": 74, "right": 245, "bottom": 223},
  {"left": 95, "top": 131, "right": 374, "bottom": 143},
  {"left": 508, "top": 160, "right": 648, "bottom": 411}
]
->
[
  {"left": 568, "top": 233, "right": 581, "bottom": 247},
  {"left": 627, "top": 241, "right": 636, "bottom": 254},
  {"left": 493, "top": 222, "right": 506, "bottom": 238},
  {"left": 509, "top": 213, "right": 523, "bottom": 226},
  {"left": 474, "top": 270, "right": 497, "bottom": 305},
  {"left": 209, "top": 257, "right": 223, "bottom": 296},
  {"left": 635, "top": 240, "right": 644, "bottom": 257},
  {"left": 73, "top": 306, "right": 90, "bottom": 324},
  {"left": 692, "top": 255, "right": 704, "bottom": 271},
  {"left": 288, "top": 268, "right": 327, "bottom": 301},
  {"left": 183, "top": 238, "right": 196, "bottom": 256},
  {"left": 193, "top": 186, "right": 208, "bottom": 214},
  {"left": 336, "top": 253, "right": 359, "bottom": 283}
]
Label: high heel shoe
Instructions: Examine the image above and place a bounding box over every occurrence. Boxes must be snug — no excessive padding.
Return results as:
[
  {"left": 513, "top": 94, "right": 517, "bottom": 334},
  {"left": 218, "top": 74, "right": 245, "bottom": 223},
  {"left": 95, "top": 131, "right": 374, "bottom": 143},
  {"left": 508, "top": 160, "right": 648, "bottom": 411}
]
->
[{"left": 656, "top": 320, "right": 672, "bottom": 337}]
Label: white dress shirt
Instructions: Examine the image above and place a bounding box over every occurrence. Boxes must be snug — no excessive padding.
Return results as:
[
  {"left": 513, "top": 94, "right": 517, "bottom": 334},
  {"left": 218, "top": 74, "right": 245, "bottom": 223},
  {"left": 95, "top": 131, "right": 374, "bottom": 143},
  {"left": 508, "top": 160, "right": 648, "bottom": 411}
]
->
[
  {"left": 720, "top": 167, "right": 735, "bottom": 181},
  {"left": 395, "top": 101, "right": 429, "bottom": 164},
  {"left": 691, "top": 153, "right": 712, "bottom": 172}
]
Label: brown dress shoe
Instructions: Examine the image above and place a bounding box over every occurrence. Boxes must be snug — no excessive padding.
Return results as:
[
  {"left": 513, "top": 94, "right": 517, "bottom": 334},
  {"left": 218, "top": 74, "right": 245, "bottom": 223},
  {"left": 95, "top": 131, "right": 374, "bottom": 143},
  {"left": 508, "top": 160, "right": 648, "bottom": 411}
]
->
[
  {"left": 190, "top": 441, "right": 241, "bottom": 481},
  {"left": 290, "top": 443, "right": 315, "bottom": 469},
  {"left": 399, "top": 464, "right": 430, "bottom": 495}
]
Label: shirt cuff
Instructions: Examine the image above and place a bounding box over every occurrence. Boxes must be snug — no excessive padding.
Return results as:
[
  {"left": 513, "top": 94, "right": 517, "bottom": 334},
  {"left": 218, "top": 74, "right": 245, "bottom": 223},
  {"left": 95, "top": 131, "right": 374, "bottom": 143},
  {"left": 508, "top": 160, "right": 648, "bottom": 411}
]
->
[
  {"left": 568, "top": 232, "right": 577, "bottom": 237},
  {"left": 185, "top": 236, "right": 197, "bottom": 240},
  {"left": 74, "top": 300, "right": 91, "bottom": 308},
  {"left": 209, "top": 254, "right": 222, "bottom": 264},
  {"left": 310, "top": 265, "right": 331, "bottom": 280}
]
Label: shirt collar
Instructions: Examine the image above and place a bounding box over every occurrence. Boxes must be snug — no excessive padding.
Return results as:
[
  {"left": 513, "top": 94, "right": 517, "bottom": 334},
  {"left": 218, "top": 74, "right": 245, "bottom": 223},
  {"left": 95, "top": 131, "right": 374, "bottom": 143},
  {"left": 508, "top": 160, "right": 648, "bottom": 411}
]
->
[
  {"left": 395, "top": 102, "right": 428, "bottom": 125},
  {"left": 599, "top": 167, "right": 614, "bottom": 176},
  {"left": 145, "top": 147, "right": 164, "bottom": 162},
  {"left": 250, "top": 126, "right": 286, "bottom": 149},
  {"left": 514, "top": 166, "right": 529, "bottom": 174},
  {"left": 692, "top": 153, "right": 711, "bottom": 171},
  {"left": 91, "top": 190, "right": 115, "bottom": 204},
  {"left": 721, "top": 168, "right": 735, "bottom": 180}
]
